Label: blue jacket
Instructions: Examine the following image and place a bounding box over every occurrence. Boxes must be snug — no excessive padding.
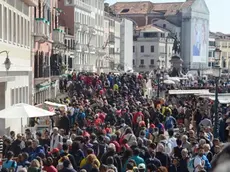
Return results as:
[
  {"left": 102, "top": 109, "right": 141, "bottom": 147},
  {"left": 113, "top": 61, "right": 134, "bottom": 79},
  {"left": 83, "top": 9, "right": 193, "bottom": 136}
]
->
[
  {"left": 202, "top": 155, "right": 211, "bottom": 170},
  {"left": 29, "top": 145, "right": 45, "bottom": 160}
]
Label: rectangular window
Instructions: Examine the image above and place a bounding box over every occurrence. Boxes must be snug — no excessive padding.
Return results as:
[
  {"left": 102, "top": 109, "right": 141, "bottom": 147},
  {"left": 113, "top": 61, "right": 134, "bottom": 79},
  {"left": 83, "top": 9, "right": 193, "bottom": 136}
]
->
[
  {"left": 4, "top": 7, "right": 7, "bottom": 41},
  {"left": 150, "top": 59, "right": 154, "bottom": 64},
  {"left": 12, "top": 12, "right": 16, "bottom": 43},
  {"left": 21, "top": 16, "right": 23, "bottom": 45},
  {"left": 8, "top": 10, "right": 12, "bottom": 42},
  {"left": 133, "top": 46, "right": 135, "bottom": 53},
  {"left": 25, "top": 87, "right": 28, "bottom": 103},
  {"left": 23, "top": 19, "right": 26, "bottom": 46},
  {"left": 11, "top": 89, "right": 14, "bottom": 105},
  {"left": 151, "top": 46, "right": 154, "bottom": 52},
  {"left": 19, "top": 87, "right": 22, "bottom": 103},
  {"left": 133, "top": 59, "right": 135, "bottom": 65},
  {"left": 15, "top": 88, "right": 18, "bottom": 104},
  {"left": 27, "top": 21, "right": 30, "bottom": 46},
  {"left": 0, "top": 4, "right": 2, "bottom": 39},
  {"left": 208, "top": 51, "right": 212, "bottom": 57},
  {"left": 141, "top": 46, "right": 144, "bottom": 53},
  {"left": 140, "top": 59, "right": 144, "bottom": 65},
  {"left": 17, "top": 15, "right": 20, "bottom": 44}
]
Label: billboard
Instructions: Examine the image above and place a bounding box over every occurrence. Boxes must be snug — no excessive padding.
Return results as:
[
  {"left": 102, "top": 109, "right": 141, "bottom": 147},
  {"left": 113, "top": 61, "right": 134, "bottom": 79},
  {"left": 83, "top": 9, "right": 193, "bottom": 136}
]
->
[{"left": 192, "top": 18, "right": 208, "bottom": 63}]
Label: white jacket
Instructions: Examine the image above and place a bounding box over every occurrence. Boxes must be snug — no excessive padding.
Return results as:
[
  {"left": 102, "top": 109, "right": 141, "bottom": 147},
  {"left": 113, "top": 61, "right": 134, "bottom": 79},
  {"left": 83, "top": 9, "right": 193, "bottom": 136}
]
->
[{"left": 50, "top": 134, "right": 63, "bottom": 151}]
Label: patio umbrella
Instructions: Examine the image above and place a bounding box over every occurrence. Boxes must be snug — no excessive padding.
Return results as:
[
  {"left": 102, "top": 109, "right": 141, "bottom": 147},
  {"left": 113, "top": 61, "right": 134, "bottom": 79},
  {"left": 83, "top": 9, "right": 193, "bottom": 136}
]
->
[
  {"left": 0, "top": 103, "right": 55, "bottom": 133},
  {"left": 0, "top": 103, "right": 55, "bottom": 119}
]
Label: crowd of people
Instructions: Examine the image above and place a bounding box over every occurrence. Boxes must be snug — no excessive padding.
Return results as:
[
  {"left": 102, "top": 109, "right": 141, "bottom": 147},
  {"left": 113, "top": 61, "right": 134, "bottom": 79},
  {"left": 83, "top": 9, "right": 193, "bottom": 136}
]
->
[{"left": 1, "top": 72, "right": 230, "bottom": 172}]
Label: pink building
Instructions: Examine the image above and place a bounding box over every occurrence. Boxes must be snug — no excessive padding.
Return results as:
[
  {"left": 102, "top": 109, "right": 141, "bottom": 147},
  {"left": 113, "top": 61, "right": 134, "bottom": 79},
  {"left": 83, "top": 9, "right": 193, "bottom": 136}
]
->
[{"left": 33, "top": 0, "right": 65, "bottom": 104}]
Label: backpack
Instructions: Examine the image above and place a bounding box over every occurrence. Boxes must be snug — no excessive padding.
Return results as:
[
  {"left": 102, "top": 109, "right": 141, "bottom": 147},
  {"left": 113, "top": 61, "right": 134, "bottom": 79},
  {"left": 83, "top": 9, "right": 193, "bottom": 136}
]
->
[
  {"left": 187, "top": 158, "right": 195, "bottom": 172},
  {"left": 3, "top": 160, "right": 16, "bottom": 172}
]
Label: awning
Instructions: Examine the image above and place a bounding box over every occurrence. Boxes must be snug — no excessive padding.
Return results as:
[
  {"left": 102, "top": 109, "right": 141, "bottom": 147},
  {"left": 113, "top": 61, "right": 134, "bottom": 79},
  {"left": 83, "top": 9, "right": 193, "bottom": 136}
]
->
[
  {"left": 197, "top": 93, "right": 230, "bottom": 104},
  {"left": 169, "top": 89, "right": 210, "bottom": 95}
]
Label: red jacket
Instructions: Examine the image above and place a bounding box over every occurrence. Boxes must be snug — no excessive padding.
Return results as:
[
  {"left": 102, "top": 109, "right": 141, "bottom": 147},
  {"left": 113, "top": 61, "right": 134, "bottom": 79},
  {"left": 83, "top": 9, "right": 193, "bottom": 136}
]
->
[{"left": 132, "top": 111, "right": 144, "bottom": 125}]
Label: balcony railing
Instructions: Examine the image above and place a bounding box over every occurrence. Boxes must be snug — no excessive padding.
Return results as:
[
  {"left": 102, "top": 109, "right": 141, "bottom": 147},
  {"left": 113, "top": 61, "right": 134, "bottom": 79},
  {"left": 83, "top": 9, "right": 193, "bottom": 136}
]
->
[
  {"left": 34, "top": 18, "right": 50, "bottom": 39},
  {"left": 75, "top": 0, "right": 92, "bottom": 12},
  {"left": 149, "top": 64, "right": 155, "bottom": 68},
  {"left": 53, "top": 29, "right": 64, "bottom": 44},
  {"left": 34, "top": 66, "right": 50, "bottom": 79},
  {"left": 22, "top": 0, "right": 38, "bottom": 6},
  {"left": 139, "top": 64, "right": 146, "bottom": 68}
]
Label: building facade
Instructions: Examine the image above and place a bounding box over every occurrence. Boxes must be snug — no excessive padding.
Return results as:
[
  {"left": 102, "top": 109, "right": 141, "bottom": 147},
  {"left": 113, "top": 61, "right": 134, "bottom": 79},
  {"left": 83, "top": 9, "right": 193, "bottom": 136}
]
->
[
  {"left": 60, "top": 0, "right": 104, "bottom": 72},
  {"left": 0, "top": 0, "right": 37, "bottom": 135},
  {"left": 103, "top": 11, "right": 121, "bottom": 72},
  {"left": 208, "top": 33, "right": 216, "bottom": 68},
  {"left": 120, "top": 18, "right": 133, "bottom": 72},
  {"left": 214, "top": 33, "right": 230, "bottom": 71},
  {"left": 133, "top": 25, "right": 174, "bottom": 72},
  {"left": 33, "top": 0, "right": 64, "bottom": 104},
  {"left": 111, "top": 0, "right": 210, "bottom": 70}
]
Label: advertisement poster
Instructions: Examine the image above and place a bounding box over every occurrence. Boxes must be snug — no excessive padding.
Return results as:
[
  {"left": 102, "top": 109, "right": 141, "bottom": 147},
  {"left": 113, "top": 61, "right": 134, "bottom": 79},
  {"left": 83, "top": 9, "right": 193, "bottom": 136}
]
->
[{"left": 192, "top": 18, "right": 208, "bottom": 63}]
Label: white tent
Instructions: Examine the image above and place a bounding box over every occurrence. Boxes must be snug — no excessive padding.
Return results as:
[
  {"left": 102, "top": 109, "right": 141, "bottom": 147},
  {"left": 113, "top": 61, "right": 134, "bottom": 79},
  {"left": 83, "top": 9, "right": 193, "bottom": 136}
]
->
[
  {"left": 0, "top": 103, "right": 55, "bottom": 119},
  {"left": 169, "top": 89, "right": 210, "bottom": 95},
  {"left": 0, "top": 103, "right": 55, "bottom": 133}
]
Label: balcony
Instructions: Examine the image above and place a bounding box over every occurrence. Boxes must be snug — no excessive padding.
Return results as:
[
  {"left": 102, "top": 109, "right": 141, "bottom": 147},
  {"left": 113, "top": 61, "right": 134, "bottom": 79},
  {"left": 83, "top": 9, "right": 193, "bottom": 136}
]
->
[
  {"left": 53, "top": 29, "right": 64, "bottom": 44},
  {"left": 22, "top": 0, "right": 38, "bottom": 6},
  {"left": 149, "top": 64, "right": 155, "bottom": 68},
  {"left": 139, "top": 64, "right": 146, "bottom": 68},
  {"left": 75, "top": 0, "right": 92, "bottom": 12},
  {"left": 34, "top": 18, "right": 50, "bottom": 40}
]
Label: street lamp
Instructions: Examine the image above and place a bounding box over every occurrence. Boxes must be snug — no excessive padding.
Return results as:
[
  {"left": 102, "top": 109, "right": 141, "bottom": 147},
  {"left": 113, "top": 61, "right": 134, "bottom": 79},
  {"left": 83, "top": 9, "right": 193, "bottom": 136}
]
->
[
  {"left": 0, "top": 51, "right": 11, "bottom": 71},
  {"left": 156, "top": 60, "right": 161, "bottom": 97},
  {"left": 212, "top": 64, "right": 221, "bottom": 138}
]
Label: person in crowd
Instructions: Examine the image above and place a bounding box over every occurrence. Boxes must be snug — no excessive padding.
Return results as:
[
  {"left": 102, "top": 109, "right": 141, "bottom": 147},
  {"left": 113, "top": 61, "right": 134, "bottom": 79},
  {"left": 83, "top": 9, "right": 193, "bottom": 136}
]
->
[
  {"left": 194, "top": 146, "right": 211, "bottom": 172},
  {"left": 50, "top": 127, "right": 63, "bottom": 151},
  {"left": 2, "top": 151, "right": 17, "bottom": 171},
  {"left": 2, "top": 72, "right": 230, "bottom": 172},
  {"left": 10, "top": 134, "right": 22, "bottom": 157}
]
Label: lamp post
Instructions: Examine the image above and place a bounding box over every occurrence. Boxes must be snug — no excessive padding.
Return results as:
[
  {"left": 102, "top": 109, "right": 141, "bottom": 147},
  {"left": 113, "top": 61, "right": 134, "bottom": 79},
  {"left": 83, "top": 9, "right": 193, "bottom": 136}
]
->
[
  {"left": 212, "top": 64, "right": 221, "bottom": 138},
  {"left": 213, "top": 48, "right": 221, "bottom": 138},
  {"left": 1, "top": 51, "right": 11, "bottom": 72},
  {"left": 156, "top": 59, "right": 161, "bottom": 97}
]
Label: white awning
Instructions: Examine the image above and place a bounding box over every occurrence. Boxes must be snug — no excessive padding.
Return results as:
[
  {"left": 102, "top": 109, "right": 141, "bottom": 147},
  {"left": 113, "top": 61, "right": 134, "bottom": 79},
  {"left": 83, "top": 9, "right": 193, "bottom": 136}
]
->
[{"left": 169, "top": 89, "right": 210, "bottom": 95}]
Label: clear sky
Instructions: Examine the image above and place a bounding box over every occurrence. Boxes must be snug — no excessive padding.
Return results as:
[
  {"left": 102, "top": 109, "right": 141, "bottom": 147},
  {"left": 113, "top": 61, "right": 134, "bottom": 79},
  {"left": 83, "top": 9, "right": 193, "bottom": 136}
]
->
[{"left": 105, "top": 0, "right": 229, "bottom": 34}]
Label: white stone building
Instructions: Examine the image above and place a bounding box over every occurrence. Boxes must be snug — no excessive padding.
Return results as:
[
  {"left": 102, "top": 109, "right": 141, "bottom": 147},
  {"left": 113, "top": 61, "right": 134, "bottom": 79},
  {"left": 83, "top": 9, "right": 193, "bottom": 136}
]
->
[
  {"left": 120, "top": 18, "right": 133, "bottom": 72},
  {"left": 208, "top": 34, "right": 216, "bottom": 68},
  {"left": 103, "top": 12, "right": 121, "bottom": 72},
  {"left": 0, "top": 0, "right": 37, "bottom": 135},
  {"left": 64, "top": 0, "right": 104, "bottom": 72},
  {"left": 133, "top": 25, "right": 174, "bottom": 72}
]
